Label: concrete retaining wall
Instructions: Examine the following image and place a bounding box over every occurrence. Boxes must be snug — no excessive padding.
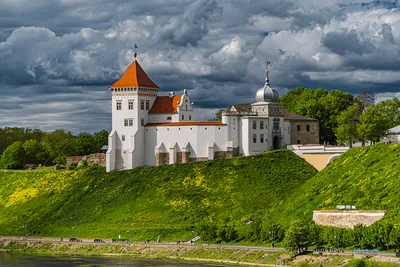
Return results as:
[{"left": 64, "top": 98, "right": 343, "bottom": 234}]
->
[{"left": 313, "top": 210, "right": 386, "bottom": 229}]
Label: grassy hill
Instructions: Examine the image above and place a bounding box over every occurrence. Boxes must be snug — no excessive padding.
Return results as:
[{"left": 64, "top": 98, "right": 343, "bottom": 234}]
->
[
  {"left": 272, "top": 143, "right": 400, "bottom": 225},
  {"left": 0, "top": 150, "right": 317, "bottom": 242}
]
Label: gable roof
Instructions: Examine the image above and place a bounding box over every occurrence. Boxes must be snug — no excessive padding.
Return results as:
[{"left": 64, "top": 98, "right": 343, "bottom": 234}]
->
[
  {"left": 283, "top": 110, "right": 317, "bottom": 121},
  {"left": 110, "top": 60, "right": 159, "bottom": 89},
  {"left": 230, "top": 104, "right": 252, "bottom": 112},
  {"left": 149, "top": 96, "right": 182, "bottom": 114}
]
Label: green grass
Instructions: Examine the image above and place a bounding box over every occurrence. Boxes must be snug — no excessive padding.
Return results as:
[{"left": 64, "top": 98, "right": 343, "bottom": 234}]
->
[
  {"left": 0, "top": 150, "right": 317, "bottom": 242},
  {"left": 272, "top": 143, "right": 400, "bottom": 225}
]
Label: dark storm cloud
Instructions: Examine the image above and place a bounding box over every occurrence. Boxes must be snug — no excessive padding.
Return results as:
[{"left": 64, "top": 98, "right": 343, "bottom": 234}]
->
[{"left": 0, "top": 0, "right": 399, "bottom": 133}]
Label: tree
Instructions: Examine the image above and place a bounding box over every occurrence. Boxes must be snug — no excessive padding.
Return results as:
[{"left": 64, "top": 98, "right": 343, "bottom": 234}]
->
[
  {"left": 43, "top": 129, "right": 77, "bottom": 164},
  {"left": 283, "top": 220, "right": 312, "bottom": 252},
  {"left": 358, "top": 105, "right": 391, "bottom": 144},
  {"left": 357, "top": 91, "right": 375, "bottom": 111},
  {"left": 335, "top": 104, "right": 363, "bottom": 147},
  {"left": 0, "top": 141, "right": 25, "bottom": 169},
  {"left": 93, "top": 130, "right": 109, "bottom": 153},
  {"left": 76, "top": 133, "right": 96, "bottom": 155},
  {"left": 23, "top": 139, "right": 42, "bottom": 164},
  {"left": 279, "top": 88, "right": 354, "bottom": 144},
  {"left": 215, "top": 109, "right": 225, "bottom": 121},
  {"left": 376, "top": 97, "right": 400, "bottom": 128}
]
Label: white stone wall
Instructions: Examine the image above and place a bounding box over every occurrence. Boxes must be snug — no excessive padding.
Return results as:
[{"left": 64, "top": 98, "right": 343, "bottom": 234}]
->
[
  {"left": 144, "top": 124, "right": 229, "bottom": 166},
  {"left": 222, "top": 115, "right": 240, "bottom": 148}
]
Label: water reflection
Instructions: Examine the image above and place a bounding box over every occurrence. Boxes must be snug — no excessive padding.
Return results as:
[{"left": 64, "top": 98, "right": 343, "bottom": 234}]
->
[{"left": 0, "top": 253, "right": 225, "bottom": 267}]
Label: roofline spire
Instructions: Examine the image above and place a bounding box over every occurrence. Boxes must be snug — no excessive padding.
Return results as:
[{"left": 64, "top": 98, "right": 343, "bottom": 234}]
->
[
  {"left": 133, "top": 44, "right": 138, "bottom": 61},
  {"left": 265, "top": 61, "right": 271, "bottom": 87}
]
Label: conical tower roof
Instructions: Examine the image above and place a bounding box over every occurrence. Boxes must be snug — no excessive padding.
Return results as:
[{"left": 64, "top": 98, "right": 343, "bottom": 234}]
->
[{"left": 110, "top": 60, "right": 159, "bottom": 89}]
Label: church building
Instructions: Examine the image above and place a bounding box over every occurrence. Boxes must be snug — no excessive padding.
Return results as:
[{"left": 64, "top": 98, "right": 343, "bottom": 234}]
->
[{"left": 106, "top": 58, "right": 319, "bottom": 172}]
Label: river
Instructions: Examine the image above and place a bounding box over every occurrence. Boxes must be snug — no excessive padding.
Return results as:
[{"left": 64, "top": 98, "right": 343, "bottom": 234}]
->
[{"left": 0, "top": 253, "right": 225, "bottom": 267}]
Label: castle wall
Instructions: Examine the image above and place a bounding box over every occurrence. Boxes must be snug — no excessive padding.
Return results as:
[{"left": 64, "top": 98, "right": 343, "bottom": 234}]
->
[{"left": 144, "top": 124, "right": 229, "bottom": 166}]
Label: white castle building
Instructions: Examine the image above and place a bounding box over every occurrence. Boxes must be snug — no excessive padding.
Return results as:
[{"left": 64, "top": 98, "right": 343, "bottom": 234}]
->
[{"left": 106, "top": 59, "right": 319, "bottom": 171}]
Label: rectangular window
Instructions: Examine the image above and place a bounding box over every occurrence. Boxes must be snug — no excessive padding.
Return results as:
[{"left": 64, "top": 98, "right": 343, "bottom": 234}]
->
[
  {"left": 297, "top": 140, "right": 301, "bottom": 144},
  {"left": 260, "top": 121, "right": 264, "bottom": 130},
  {"left": 140, "top": 100, "right": 145, "bottom": 110},
  {"left": 297, "top": 125, "right": 301, "bottom": 131},
  {"left": 116, "top": 101, "right": 122, "bottom": 110},
  {"left": 122, "top": 135, "right": 125, "bottom": 141},
  {"left": 141, "top": 118, "right": 144, "bottom": 126},
  {"left": 253, "top": 120, "right": 257, "bottom": 130},
  {"left": 182, "top": 115, "right": 185, "bottom": 120},
  {"left": 306, "top": 125, "right": 310, "bottom": 132},
  {"left": 146, "top": 100, "right": 150, "bottom": 110},
  {"left": 128, "top": 100, "right": 134, "bottom": 110},
  {"left": 124, "top": 119, "right": 133, "bottom": 127},
  {"left": 260, "top": 134, "right": 264, "bottom": 143},
  {"left": 273, "top": 121, "right": 280, "bottom": 130},
  {"left": 189, "top": 115, "right": 192, "bottom": 121},
  {"left": 253, "top": 134, "right": 257, "bottom": 143}
]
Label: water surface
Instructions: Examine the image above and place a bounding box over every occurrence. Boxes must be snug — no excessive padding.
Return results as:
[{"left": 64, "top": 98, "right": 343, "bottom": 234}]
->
[{"left": 0, "top": 253, "right": 225, "bottom": 267}]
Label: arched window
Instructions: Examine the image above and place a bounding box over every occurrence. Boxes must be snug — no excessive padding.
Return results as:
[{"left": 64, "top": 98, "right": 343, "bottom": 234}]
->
[
  {"left": 260, "top": 134, "right": 264, "bottom": 143},
  {"left": 260, "top": 121, "right": 264, "bottom": 130},
  {"left": 253, "top": 134, "right": 257, "bottom": 143},
  {"left": 167, "top": 117, "right": 172, "bottom": 121},
  {"left": 253, "top": 120, "right": 257, "bottom": 130}
]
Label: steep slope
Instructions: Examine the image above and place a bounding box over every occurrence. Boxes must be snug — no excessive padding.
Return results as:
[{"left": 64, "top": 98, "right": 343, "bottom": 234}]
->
[
  {"left": 0, "top": 150, "right": 316, "bottom": 241},
  {"left": 273, "top": 143, "right": 400, "bottom": 225}
]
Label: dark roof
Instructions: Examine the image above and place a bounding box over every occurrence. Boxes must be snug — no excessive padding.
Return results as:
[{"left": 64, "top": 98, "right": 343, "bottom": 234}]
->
[
  {"left": 230, "top": 104, "right": 252, "bottom": 112},
  {"left": 283, "top": 111, "right": 317, "bottom": 121}
]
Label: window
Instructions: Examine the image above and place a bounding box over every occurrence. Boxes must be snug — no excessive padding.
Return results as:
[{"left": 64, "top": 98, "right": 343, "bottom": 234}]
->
[
  {"left": 260, "top": 134, "right": 264, "bottom": 143},
  {"left": 182, "top": 115, "right": 185, "bottom": 120},
  {"left": 128, "top": 100, "right": 134, "bottom": 110},
  {"left": 146, "top": 100, "right": 150, "bottom": 110},
  {"left": 116, "top": 101, "right": 122, "bottom": 110},
  {"left": 189, "top": 115, "right": 192, "bottom": 121},
  {"left": 260, "top": 121, "right": 264, "bottom": 130},
  {"left": 297, "top": 125, "right": 301, "bottom": 132},
  {"left": 140, "top": 100, "right": 145, "bottom": 110},
  {"left": 273, "top": 118, "right": 280, "bottom": 130},
  {"left": 141, "top": 118, "right": 144, "bottom": 126},
  {"left": 167, "top": 116, "right": 172, "bottom": 121},
  {"left": 124, "top": 118, "right": 133, "bottom": 127},
  {"left": 253, "top": 134, "right": 257, "bottom": 143},
  {"left": 306, "top": 125, "right": 310, "bottom": 132},
  {"left": 297, "top": 140, "right": 301, "bottom": 144},
  {"left": 122, "top": 135, "right": 125, "bottom": 141},
  {"left": 253, "top": 120, "right": 257, "bottom": 130}
]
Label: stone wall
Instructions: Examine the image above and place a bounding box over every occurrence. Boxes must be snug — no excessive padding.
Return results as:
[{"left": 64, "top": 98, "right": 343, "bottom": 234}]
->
[
  {"left": 66, "top": 153, "right": 106, "bottom": 168},
  {"left": 176, "top": 152, "right": 190, "bottom": 164},
  {"left": 156, "top": 153, "right": 169, "bottom": 166},
  {"left": 214, "top": 151, "right": 227, "bottom": 159},
  {"left": 313, "top": 210, "right": 386, "bottom": 229}
]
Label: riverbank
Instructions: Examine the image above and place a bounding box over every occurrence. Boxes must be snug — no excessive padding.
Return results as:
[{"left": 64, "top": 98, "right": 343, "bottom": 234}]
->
[{"left": 2, "top": 239, "right": 400, "bottom": 266}]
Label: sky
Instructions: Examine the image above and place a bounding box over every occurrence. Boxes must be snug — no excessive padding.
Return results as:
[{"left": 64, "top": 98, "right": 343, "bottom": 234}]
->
[{"left": 0, "top": 0, "right": 399, "bottom": 133}]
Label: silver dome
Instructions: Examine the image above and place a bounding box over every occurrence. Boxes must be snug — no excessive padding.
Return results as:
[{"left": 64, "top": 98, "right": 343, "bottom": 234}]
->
[{"left": 255, "top": 70, "right": 279, "bottom": 102}]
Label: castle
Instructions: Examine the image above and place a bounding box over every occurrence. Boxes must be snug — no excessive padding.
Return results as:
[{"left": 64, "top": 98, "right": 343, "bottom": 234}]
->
[{"left": 106, "top": 58, "right": 319, "bottom": 171}]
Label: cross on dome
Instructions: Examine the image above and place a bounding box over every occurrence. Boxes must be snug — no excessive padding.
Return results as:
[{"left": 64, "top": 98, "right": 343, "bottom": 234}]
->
[{"left": 255, "top": 63, "right": 279, "bottom": 103}]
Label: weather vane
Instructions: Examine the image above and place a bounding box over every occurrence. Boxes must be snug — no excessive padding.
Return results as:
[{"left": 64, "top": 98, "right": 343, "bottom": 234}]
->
[
  {"left": 265, "top": 61, "right": 271, "bottom": 86},
  {"left": 266, "top": 61, "right": 271, "bottom": 70}
]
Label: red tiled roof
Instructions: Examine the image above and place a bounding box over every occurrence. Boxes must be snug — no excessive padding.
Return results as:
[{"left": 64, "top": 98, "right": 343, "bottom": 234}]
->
[
  {"left": 146, "top": 122, "right": 225, "bottom": 127},
  {"left": 110, "top": 60, "right": 159, "bottom": 89},
  {"left": 149, "top": 96, "right": 182, "bottom": 114}
]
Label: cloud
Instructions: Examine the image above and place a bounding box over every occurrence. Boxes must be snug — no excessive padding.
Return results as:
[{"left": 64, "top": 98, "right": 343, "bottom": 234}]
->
[{"left": 0, "top": 0, "right": 399, "bottom": 133}]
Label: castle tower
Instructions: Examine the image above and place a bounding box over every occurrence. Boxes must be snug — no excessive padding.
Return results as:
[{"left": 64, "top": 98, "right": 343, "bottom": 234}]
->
[
  {"left": 251, "top": 68, "right": 284, "bottom": 150},
  {"left": 106, "top": 59, "right": 159, "bottom": 171}
]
